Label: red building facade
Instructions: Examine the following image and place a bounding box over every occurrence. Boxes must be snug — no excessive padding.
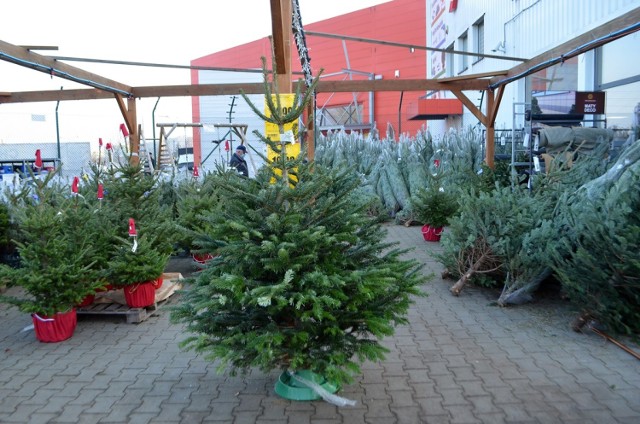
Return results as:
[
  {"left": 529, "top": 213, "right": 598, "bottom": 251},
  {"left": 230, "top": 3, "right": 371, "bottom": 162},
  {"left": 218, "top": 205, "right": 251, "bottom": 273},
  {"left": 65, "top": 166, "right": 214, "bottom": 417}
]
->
[{"left": 191, "top": 0, "right": 427, "bottom": 164}]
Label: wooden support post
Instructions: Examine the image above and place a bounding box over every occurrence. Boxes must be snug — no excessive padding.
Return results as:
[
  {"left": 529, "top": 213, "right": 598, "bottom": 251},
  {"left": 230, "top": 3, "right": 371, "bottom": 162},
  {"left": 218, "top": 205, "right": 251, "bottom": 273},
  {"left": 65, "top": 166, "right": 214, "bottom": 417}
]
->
[
  {"left": 486, "top": 90, "right": 495, "bottom": 169},
  {"left": 270, "top": 0, "right": 292, "bottom": 94},
  {"left": 484, "top": 86, "right": 505, "bottom": 169},
  {"left": 128, "top": 97, "right": 139, "bottom": 165},
  {"left": 114, "top": 94, "right": 139, "bottom": 165},
  {"left": 452, "top": 87, "right": 506, "bottom": 169}
]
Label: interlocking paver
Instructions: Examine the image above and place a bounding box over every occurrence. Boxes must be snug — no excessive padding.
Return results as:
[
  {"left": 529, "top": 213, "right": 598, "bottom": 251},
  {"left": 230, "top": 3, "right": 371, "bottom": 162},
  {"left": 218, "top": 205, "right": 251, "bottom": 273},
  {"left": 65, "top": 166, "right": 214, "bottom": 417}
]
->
[{"left": 0, "top": 224, "right": 638, "bottom": 423}]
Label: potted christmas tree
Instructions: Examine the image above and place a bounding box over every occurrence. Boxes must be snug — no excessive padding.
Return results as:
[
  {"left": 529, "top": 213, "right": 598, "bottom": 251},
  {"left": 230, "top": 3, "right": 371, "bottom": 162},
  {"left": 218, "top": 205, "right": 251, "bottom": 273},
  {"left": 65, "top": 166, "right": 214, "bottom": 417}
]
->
[
  {"left": 107, "top": 232, "right": 168, "bottom": 308},
  {"left": 98, "top": 154, "right": 173, "bottom": 307},
  {"left": 174, "top": 172, "right": 222, "bottom": 265},
  {"left": 171, "top": 57, "right": 427, "bottom": 400},
  {"left": 0, "top": 171, "right": 102, "bottom": 342},
  {"left": 412, "top": 185, "right": 459, "bottom": 242}
]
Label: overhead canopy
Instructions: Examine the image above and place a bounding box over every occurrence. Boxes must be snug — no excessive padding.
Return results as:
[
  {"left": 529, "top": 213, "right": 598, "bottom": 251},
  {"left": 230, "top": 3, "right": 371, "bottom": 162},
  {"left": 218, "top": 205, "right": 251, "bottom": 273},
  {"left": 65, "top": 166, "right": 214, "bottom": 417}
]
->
[
  {"left": 409, "top": 98, "right": 463, "bottom": 120},
  {"left": 0, "top": 3, "right": 638, "bottom": 168}
]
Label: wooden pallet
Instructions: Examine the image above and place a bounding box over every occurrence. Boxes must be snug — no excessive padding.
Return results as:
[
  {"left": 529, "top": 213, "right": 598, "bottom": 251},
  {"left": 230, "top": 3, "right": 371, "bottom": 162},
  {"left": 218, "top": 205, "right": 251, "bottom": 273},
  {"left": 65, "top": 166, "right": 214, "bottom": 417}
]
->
[
  {"left": 77, "top": 273, "right": 183, "bottom": 324},
  {"left": 77, "top": 302, "right": 156, "bottom": 324}
]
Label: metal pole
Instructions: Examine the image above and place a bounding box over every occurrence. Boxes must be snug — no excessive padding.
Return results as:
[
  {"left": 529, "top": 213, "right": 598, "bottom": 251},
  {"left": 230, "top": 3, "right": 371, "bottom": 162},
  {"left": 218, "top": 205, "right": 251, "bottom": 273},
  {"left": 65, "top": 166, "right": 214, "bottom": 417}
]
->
[
  {"left": 152, "top": 97, "right": 160, "bottom": 160},
  {"left": 55, "top": 86, "right": 62, "bottom": 175},
  {"left": 398, "top": 91, "right": 404, "bottom": 136}
]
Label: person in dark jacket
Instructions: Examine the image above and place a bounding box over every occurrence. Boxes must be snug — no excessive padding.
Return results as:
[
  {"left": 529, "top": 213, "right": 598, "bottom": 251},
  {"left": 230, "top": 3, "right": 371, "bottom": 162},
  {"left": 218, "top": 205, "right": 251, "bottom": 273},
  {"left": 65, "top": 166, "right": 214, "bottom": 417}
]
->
[{"left": 229, "top": 144, "right": 249, "bottom": 177}]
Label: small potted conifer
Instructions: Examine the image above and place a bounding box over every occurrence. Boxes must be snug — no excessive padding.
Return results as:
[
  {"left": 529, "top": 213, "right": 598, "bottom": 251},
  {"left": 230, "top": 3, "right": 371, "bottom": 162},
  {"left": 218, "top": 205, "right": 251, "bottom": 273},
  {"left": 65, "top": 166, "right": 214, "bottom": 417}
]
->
[
  {"left": 107, "top": 232, "right": 168, "bottom": 308},
  {"left": 98, "top": 153, "right": 173, "bottom": 307},
  {"left": 0, "top": 171, "right": 102, "bottom": 342},
  {"left": 412, "top": 186, "right": 459, "bottom": 242}
]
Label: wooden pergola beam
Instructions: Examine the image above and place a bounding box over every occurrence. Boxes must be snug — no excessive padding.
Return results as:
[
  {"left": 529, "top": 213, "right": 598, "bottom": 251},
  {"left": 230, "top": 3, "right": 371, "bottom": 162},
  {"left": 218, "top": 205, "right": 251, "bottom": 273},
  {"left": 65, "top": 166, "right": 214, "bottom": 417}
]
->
[
  {"left": 0, "top": 40, "right": 132, "bottom": 96},
  {"left": 450, "top": 85, "right": 505, "bottom": 169},
  {"left": 270, "top": 0, "right": 292, "bottom": 93},
  {"left": 114, "top": 95, "right": 140, "bottom": 163},
  {"left": 450, "top": 89, "right": 487, "bottom": 126},
  {"left": 270, "top": 0, "right": 288, "bottom": 77},
  {"left": 0, "top": 79, "right": 492, "bottom": 104}
]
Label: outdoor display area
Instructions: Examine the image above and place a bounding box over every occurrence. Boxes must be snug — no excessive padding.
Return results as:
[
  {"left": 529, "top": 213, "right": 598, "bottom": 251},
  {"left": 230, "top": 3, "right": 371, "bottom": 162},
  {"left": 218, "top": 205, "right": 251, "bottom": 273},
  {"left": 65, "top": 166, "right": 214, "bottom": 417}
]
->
[
  {"left": 1, "top": 74, "right": 639, "bottom": 382},
  {"left": 0, "top": 57, "right": 638, "bottom": 423}
]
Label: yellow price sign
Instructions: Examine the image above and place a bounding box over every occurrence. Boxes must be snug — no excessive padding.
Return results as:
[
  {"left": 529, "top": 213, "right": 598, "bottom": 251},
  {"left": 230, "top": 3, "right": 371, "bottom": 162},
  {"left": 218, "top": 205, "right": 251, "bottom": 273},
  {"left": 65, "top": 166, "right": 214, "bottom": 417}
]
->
[
  {"left": 265, "top": 94, "right": 301, "bottom": 184},
  {"left": 264, "top": 94, "right": 298, "bottom": 142}
]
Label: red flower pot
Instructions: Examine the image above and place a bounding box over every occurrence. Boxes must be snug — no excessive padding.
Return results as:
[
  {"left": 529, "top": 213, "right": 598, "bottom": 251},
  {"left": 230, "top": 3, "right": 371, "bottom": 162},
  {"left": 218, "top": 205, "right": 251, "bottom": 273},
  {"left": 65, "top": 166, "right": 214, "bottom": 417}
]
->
[
  {"left": 422, "top": 224, "right": 443, "bottom": 242},
  {"left": 123, "top": 281, "right": 156, "bottom": 308},
  {"left": 77, "top": 294, "right": 95, "bottom": 308},
  {"left": 96, "top": 284, "right": 114, "bottom": 292},
  {"left": 192, "top": 253, "right": 214, "bottom": 265},
  {"left": 31, "top": 309, "right": 77, "bottom": 343},
  {"left": 152, "top": 275, "right": 163, "bottom": 290}
]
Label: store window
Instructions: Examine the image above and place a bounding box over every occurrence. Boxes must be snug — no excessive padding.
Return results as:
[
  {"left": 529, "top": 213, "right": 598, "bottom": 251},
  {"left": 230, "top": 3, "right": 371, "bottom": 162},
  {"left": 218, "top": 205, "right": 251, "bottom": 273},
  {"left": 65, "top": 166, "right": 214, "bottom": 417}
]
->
[
  {"left": 598, "top": 32, "right": 640, "bottom": 86},
  {"left": 597, "top": 33, "right": 640, "bottom": 131},
  {"left": 445, "top": 43, "right": 455, "bottom": 78},
  {"left": 601, "top": 80, "right": 640, "bottom": 130},
  {"left": 317, "top": 103, "right": 364, "bottom": 129},
  {"left": 473, "top": 17, "right": 484, "bottom": 64},
  {"left": 457, "top": 32, "right": 468, "bottom": 74}
]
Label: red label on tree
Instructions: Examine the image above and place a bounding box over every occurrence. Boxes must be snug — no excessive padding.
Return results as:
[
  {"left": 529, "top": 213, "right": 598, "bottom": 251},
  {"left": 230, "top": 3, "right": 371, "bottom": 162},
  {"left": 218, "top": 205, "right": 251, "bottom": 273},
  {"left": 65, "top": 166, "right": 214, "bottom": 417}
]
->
[
  {"left": 34, "top": 149, "right": 43, "bottom": 168},
  {"left": 120, "top": 123, "right": 129, "bottom": 137},
  {"left": 128, "top": 218, "right": 137, "bottom": 236},
  {"left": 71, "top": 177, "right": 79, "bottom": 194}
]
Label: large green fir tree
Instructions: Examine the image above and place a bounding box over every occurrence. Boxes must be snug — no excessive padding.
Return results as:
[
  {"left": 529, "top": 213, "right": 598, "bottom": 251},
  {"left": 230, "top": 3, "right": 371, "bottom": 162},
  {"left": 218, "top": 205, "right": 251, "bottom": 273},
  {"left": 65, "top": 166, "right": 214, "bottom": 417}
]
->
[
  {"left": 171, "top": 161, "right": 426, "bottom": 385},
  {"left": 171, "top": 58, "right": 427, "bottom": 386}
]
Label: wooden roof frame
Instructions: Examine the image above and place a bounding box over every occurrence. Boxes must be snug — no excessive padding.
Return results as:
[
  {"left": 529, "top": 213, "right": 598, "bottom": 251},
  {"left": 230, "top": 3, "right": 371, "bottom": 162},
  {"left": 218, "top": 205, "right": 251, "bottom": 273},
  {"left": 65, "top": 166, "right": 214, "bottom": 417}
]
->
[{"left": 1, "top": 4, "right": 639, "bottom": 167}]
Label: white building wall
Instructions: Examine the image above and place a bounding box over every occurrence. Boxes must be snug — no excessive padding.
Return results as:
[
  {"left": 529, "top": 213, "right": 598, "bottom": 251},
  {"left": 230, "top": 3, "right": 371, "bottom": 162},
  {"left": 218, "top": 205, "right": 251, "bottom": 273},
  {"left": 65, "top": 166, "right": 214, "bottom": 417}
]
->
[
  {"left": 428, "top": 0, "right": 640, "bottom": 134},
  {"left": 196, "top": 70, "right": 267, "bottom": 176}
]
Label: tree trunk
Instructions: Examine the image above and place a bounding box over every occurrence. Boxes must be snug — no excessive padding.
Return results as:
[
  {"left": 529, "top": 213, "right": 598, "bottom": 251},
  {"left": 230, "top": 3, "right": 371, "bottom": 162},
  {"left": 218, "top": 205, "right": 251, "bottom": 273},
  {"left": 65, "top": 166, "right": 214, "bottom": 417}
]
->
[{"left": 450, "top": 251, "right": 491, "bottom": 296}]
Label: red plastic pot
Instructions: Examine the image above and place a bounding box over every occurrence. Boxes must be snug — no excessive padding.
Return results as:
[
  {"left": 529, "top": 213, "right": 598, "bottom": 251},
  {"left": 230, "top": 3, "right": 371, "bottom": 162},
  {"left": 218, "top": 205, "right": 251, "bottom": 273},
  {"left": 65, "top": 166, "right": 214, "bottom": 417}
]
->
[
  {"left": 31, "top": 309, "right": 77, "bottom": 343},
  {"left": 152, "top": 275, "right": 163, "bottom": 290},
  {"left": 192, "top": 252, "right": 214, "bottom": 265},
  {"left": 123, "top": 281, "right": 156, "bottom": 308},
  {"left": 421, "top": 224, "right": 443, "bottom": 242},
  {"left": 96, "top": 284, "right": 114, "bottom": 292},
  {"left": 76, "top": 294, "right": 95, "bottom": 308}
]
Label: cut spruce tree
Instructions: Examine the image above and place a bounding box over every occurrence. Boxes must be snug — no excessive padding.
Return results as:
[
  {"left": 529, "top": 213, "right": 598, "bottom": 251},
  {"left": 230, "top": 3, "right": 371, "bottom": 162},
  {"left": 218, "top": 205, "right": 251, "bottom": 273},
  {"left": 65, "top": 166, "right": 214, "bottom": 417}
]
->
[
  {"left": 549, "top": 139, "right": 640, "bottom": 334},
  {"left": 171, "top": 57, "right": 427, "bottom": 389}
]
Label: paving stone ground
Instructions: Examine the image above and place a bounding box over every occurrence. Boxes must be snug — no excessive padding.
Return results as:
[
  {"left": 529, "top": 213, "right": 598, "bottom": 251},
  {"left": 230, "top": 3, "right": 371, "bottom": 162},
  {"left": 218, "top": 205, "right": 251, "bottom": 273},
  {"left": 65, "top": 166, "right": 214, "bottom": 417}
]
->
[{"left": 1, "top": 223, "right": 639, "bottom": 424}]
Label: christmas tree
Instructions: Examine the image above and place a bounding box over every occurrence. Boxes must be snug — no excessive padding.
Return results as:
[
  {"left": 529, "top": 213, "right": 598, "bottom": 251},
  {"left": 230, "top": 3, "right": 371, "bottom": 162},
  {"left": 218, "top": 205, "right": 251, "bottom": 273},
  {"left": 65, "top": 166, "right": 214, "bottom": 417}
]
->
[
  {"left": 174, "top": 172, "right": 222, "bottom": 255},
  {"left": 97, "top": 155, "right": 174, "bottom": 285},
  {"left": 0, "top": 171, "right": 103, "bottom": 315},
  {"left": 171, "top": 57, "right": 427, "bottom": 388},
  {"left": 549, "top": 139, "right": 640, "bottom": 334}
]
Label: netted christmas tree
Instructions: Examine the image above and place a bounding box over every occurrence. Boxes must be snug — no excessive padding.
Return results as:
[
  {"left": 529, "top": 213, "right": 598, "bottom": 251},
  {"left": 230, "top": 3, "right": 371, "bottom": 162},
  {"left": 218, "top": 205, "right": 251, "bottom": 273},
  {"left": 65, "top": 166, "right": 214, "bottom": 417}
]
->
[
  {"left": 436, "top": 139, "right": 616, "bottom": 306},
  {"left": 314, "top": 127, "right": 485, "bottom": 223},
  {"left": 171, "top": 57, "right": 427, "bottom": 389},
  {"left": 548, "top": 139, "right": 640, "bottom": 334}
]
